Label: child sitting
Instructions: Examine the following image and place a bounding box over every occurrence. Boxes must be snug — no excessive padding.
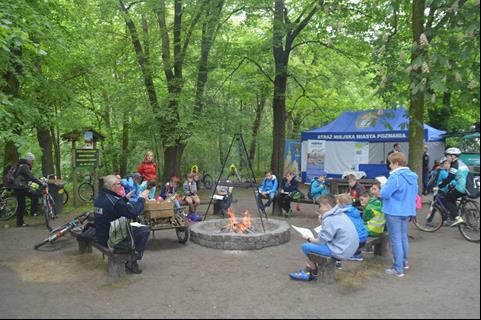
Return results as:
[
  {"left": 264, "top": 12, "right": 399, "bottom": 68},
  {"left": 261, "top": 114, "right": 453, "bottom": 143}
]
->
[
  {"left": 121, "top": 173, "right": 147, "bottom": 203},
  {"left": 308, "top": 176, "right": 329, "bottom": 203},
  {"left": 337, "top": 193, "right": 369, "bottom": 264},
  {"left": 347, "top": 174, "right": 365, "bottom": 208},
  {"left": 160, "top": 176, "right": 185, "bottom": 216},
  {"left": 184, "top": 174, "right": 202, "bottom": 222},
  {"left": 289, "top": 195, "right": 359, "bottom": 281},
  {"left": 359, "top": 191, "right": 385, "bottom": 237}
]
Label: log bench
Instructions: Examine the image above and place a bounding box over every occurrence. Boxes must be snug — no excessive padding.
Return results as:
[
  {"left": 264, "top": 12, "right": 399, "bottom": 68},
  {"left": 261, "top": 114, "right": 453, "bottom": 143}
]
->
[
  {"left": 70, "top": 229, "right": 132, "bottom": 279},
  {"left": 307, "top": 233, "right": 389, "bottom": 285}
]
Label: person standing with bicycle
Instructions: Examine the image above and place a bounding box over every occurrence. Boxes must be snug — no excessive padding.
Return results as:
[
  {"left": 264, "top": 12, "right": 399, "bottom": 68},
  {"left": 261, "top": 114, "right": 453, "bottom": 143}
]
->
[
  {"left": 438, "top": 148, "right": 470, "bottom": 227},
  {"left": 381, "top": 152, "right": 418, "bottom": 278},
  {"left": 12, "top": 153, "right": 46, "bottom": 227}
]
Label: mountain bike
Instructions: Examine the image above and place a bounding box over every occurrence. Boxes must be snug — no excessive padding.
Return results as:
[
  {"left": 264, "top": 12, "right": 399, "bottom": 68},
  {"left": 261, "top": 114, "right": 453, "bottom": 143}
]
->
[
  {"left": 34, "top": 211, "right": 92, "bottom": 250},
  {"left": 0, "top": 186, "right": 17, "bottom": 221},
  {"left": 413, "top": 190, "right": 480, "bottom": 243},
  {"left": 78, "top": 173, "right": 94, "bottom": 202}
]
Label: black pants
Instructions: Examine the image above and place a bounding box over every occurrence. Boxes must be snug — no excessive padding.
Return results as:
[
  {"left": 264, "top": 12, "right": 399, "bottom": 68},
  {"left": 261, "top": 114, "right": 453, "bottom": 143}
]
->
[
  {"left": 14, "top": 188, "right": 40, "bottom": 226},
  {"left": 444, "top": 189, "right": 465, "bottom": 218},
  {"left": 279, "top": 193, "right": 292, "bottom": 213}
]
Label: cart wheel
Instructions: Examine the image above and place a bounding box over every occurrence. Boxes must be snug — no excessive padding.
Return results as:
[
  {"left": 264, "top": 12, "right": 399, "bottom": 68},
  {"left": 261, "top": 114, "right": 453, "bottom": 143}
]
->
[{"left": 176, "top": 227, "right": 189, "bottom": 244}]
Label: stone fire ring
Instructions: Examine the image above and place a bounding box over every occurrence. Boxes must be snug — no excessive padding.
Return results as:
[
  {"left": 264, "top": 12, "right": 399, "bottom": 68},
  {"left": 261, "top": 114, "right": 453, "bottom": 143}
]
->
[{"left": 190, "top": 218, "right": 291, "bottom": 250}]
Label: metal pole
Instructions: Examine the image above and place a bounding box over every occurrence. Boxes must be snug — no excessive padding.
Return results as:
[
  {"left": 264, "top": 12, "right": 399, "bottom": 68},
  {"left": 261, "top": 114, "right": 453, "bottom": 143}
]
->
[
  {"left": 238, "top": 133, "right": 266, "bottom": 232},
  {"left": 203, "top": 135, "right": 237, "bottom": 221}
]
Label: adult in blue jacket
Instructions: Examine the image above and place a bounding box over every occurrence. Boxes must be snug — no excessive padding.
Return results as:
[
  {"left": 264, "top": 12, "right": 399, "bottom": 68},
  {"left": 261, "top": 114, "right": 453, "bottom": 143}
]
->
[
  {"left": 381, "top": 152, "right": 418, "bottom": 278},
  {"left": 256, "top": 171, "right": 278, "bottom": 212},
  {"left": 94, "top": 175, "right": 151, "bottom": 274}
]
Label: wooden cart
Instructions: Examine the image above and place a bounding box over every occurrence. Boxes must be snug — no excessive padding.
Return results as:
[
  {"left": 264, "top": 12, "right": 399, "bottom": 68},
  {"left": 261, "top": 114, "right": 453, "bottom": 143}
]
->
[{"left": 141, "top": 200, "right": 190, "bottom": 243}]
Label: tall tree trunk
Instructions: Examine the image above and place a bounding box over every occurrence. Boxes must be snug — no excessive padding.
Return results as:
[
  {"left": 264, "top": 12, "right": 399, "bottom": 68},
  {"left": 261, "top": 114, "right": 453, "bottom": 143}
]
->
[
  {"left": 36, "top": 127, "right": 55, "bottom": 177},
  {"left": 249, "top": 93, "right": 266, "bottom": 164},
  {"left": 271, "top": 69, "right": 288, "bottom": 176},
  {"left": 50, "top": 126, "right": 61, "bottom": 178},
  {"left": 408, "top": 0, "right": 426, "bottom": 191},
  {"left": 194, "top": 0, "right": 225, "bottom": 114},
  {"left": 163, "top": 144, "right": 186, "bottom": 182},
  {"left": 3, "top": 141, "right": 19, "bottom": 168}
]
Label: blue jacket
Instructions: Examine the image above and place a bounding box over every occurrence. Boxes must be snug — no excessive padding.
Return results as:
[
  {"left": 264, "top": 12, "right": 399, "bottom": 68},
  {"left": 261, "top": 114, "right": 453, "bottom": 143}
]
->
[
  {"left": 342, "top": 205, "right": 369, "bottom": 244},
  {"left": 381, "top": 167, "right": 419, "bottom": 217},
  {"left": 310, "top": 179, "right": 329, "bottom": 198},
  {"left": 259, "top": 176, "right": 279, "bottom": 195},
  {"left": 439, "top": 159, "right": 469, "bottom": 194},
  {"left": 435, "top": 169, "right": 451, "bottom": 193},
  {"left": 94, "top": 188, "right": 145, "bottom": 247},
  {"left": 317, "top": 206, "right": 359, "bottom": 260},
  {"left": 121, "top": 177, "right": 147, "bottom": 203}
]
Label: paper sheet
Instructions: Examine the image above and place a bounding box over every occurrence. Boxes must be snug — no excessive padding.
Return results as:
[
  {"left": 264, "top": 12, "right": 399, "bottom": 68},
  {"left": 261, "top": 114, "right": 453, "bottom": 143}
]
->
[
  {"left": 130, "top": 222, "right": 148, "bottom": 228},
  {"left": 291, "top": 225, "right": 315, "bottom": 239},
  {"left": 213, "top": 195, "right": 224, "bottom": 200}
]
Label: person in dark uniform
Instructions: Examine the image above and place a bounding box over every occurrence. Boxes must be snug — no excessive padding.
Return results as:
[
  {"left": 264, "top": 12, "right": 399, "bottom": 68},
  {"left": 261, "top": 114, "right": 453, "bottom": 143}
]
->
[
  {"left": 422, "top": 145, "right": 430, "bottom": 195},
  {"left": 12, "top": 153, "right": 45, "bottom": 227},
  {"left": 386, "top": 143, "right": 402, "bottom": 171},
  {"left": 94, "top": 175, "right": 150, "bottom": 274}
]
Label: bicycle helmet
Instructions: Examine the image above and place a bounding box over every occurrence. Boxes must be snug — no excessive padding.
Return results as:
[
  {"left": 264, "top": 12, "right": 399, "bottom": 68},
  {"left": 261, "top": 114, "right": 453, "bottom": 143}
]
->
[{"left": 445, "top": 147, "right": 462, "bottom": 156}]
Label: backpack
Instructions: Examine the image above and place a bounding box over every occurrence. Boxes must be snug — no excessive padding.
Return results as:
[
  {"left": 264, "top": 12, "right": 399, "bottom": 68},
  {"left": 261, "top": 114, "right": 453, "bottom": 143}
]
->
[
  {"left": 465, "top": 172, "right": 480, "bottom": 199},
  {"left": 4, "top": 164, "right": 18, "bottom": 187}
]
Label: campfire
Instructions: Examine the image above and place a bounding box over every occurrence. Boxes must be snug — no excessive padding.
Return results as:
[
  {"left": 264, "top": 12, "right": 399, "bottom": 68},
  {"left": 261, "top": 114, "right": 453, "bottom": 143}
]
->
[{"left": 222, "top": 208, "right": 254, "bottom": 234}]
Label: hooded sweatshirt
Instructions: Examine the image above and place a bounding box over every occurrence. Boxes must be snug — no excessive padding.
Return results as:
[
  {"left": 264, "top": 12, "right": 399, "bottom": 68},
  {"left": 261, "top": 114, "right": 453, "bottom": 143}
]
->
[
  {"left": 342, "top": 205, "right": 369, "bottom": 244},
  {"left": 318, "top": 206, "right": 359, "bottom": 260},
  {"left": 259, "top": 175, "right": 279, "bottom": 195},
  {"left": 381, "top": 167, "right": 419, "bottom": 217}
]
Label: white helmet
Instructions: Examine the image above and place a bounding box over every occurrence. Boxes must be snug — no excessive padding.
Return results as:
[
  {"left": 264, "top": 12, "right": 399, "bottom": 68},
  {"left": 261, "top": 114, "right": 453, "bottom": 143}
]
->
[
  {"left": 445, "top": 147, "right": 462, "bottom": 156},
  {"left": 439, "top": 156, "right": 449, "bottom": 164}
]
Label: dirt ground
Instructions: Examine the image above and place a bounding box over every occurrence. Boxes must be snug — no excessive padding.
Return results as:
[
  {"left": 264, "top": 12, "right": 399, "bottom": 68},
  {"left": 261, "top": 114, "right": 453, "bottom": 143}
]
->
[{"left": 0, "top": 189, "right": 479, "bottom": 319}]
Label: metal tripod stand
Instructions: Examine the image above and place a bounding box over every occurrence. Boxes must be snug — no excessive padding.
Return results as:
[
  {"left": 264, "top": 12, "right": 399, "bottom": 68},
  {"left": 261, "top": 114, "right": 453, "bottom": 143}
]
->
[{"left": 203, "top": 133, "right": 266, "bottom": 232}]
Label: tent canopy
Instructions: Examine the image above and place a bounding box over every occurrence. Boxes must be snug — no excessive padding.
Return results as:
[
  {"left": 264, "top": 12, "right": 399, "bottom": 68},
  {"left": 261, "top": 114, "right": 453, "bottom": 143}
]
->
[{"left": 301, "top": 107, "right": 446, "bottom": 142}]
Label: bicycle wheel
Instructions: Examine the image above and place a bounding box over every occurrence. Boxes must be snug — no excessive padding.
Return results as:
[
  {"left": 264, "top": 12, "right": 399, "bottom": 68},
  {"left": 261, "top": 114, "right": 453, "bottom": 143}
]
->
[
  {"left": 78, "top": 183, "right": 94, "bottom": 202},
  {"left": 0, "top": 197, "right": 17, "bottom": 221},
  {"left": 43, "top": 197, "right": 55, "bottom": 232},
  {"left": 413, "top": 203, "right": 444, "bottom": 232},
  {"left": 202, "top": 174, "right": 213, "bottom": 190},
  {"left": 62, "top": 190, "right": 69, "bottom": 205},
  {"left": 458, "top": 200, "right": 480, "bottom": 243}
]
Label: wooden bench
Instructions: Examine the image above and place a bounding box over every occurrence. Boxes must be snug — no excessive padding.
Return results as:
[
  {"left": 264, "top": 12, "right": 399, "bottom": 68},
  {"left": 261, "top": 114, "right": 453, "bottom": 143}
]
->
[
  {"left": 307, "top": 233, "right": 389, "bottom": 285},
  {"left": 70, "top": 229, "right": 132, "bottom": 279}
]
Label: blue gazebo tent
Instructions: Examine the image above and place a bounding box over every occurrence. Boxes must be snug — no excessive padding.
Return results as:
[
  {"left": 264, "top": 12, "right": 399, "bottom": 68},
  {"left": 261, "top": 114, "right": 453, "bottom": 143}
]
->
[{"left": 300, "top": 107, "right": 446, "bottom": 181}]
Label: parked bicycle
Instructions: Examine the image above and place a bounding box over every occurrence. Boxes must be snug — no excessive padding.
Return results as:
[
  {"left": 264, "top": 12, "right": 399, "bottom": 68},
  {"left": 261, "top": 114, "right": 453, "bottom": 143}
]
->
[
  {"left": 40, "top": 177, "right": 57, "bottom": 231},
  {"left": 0, "top": 186, "right": 17, "bottom": 221},
  {"left": 34, "top": 211, "right": 92, "bottom": 250},
  {"left": 78, "top": 173, "right": 94, "bottom": 202},
  {"left": 413, "top": 189, "right": 480, "bottom": 243}
]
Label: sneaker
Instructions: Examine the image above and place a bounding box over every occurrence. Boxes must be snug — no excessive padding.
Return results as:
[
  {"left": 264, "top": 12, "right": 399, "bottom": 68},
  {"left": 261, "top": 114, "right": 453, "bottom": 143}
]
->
[
  {"left": 404, "top": 263, "right": 410, "bottom": 270},
  {"left": 125, "top": 261, "right": 142, "bottom": 274},
  {"left": 16, "top": 223, "right": 30, "bottom": 228},
  {"left": 348, "top": 254, "right": 364, "bottom": 262},
  {"left": 335, "top": 261, "right": 343, "bottom": 270},
  {"left": 450, "top": 216, "right": 465, "bottom": 228},
  {"left": 385, "top": 268, "right": 405, "bottom": 278},
  {"left": 289, "top": 269, "right": 317, "bottom": 281}
]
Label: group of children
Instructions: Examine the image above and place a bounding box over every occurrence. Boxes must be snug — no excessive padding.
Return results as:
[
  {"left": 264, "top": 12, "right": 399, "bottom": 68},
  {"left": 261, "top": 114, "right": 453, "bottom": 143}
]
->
[
  {"left": 289, "top": 177, "right": 386, "bottom": 281},
  {"left": 116, "top": 151, "right": 203, "bottom": 223}
]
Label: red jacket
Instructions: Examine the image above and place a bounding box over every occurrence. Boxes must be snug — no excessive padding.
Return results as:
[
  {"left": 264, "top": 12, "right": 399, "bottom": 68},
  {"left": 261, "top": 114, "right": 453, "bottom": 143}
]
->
[{"left": 137, "top": 161, "right": 157, "bottom": 182}]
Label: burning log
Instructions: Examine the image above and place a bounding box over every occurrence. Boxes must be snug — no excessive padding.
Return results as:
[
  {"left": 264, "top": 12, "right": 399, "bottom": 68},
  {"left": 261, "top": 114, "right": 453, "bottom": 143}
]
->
[{"left": 222, "top": 208, "right": 255, "bottom": 234}]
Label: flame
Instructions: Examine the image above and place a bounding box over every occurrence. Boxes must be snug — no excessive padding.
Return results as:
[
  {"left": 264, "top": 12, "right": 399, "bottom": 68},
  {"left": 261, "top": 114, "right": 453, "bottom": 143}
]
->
[{"left": 225, "top": 208, "right": 252, "bottom": 234}]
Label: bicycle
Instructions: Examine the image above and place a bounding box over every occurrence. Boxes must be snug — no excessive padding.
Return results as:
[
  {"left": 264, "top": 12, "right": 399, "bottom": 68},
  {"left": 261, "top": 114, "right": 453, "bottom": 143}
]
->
[
  {"left": 413, "top": 190, "right": 480, "bottom": 243},
  {"left": 0, "top": 186, "right": 17, "bottom": 221},
  {"left": 40, "top": 177, "right": 57, "bottom": 232},
  {"left": 34, "top": 211, "right": 92, "bottom": 250},
  {"left": 78, "top": 173, "right": 94, "bottom": 202}
]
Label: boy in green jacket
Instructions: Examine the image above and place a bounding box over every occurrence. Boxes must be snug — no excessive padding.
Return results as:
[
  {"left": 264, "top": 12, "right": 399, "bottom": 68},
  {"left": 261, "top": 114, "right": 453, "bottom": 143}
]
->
[{"left": 359, "top": 191, "right": 385, "bottom": 237}]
